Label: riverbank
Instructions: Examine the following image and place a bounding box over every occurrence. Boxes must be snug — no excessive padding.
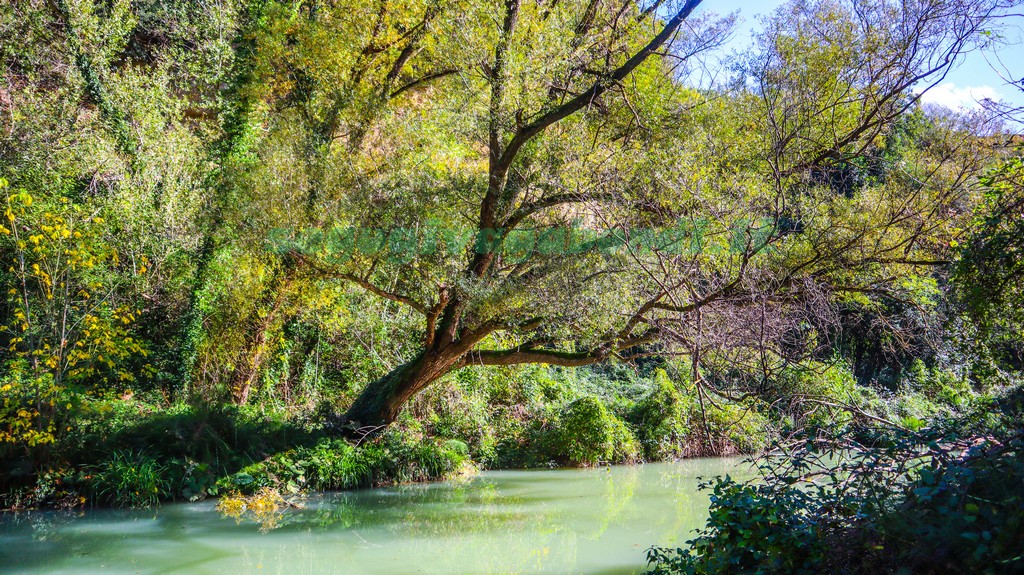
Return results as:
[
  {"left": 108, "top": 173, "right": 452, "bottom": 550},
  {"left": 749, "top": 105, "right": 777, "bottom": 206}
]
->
[
  {"left": 1, "top": 361, "right": 981, "bottom": 511},
  {"left": 646, "top": 386, "right": 1024, "bottom": 575}
]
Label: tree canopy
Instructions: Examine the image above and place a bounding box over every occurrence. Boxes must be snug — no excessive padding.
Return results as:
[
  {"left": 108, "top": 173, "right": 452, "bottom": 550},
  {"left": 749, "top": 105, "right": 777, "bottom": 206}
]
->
[{"left": 1, "top": 0, "right": 1021, "bottom": 437}]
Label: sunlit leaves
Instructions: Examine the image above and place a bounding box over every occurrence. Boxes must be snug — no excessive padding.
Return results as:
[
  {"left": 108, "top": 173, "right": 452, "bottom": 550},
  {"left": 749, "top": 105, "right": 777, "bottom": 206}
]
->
[{"left": 1, "top": 178, "right": 147, "bottom": 397}]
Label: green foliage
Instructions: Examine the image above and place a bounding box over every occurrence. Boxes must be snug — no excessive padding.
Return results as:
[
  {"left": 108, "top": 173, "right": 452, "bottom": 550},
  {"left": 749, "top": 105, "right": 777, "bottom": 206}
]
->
[
  {"left": 883, "top": 441, "right": 1024, "bottom": 572},
  {"left": 554, "top": 396, "right": 639, "bottom": 466},
  {"left": 646, "top": 477, "right": 831, "bottom": 575},
  {"left": 218, "top": 428, "right": 471, "bottom": 495},
  {"left": 647, "top": 390, "right": 1024, "bottom": 575},
  {"left": 422, "top": 372, "right": 499, "bottom": 464},
  {"left": 631, "top": 371, "right": 691, "bottom": 460},
  {"left": 89, "top": 450, "right": 169, "bottom": 508},
  {"left": 695, "top": 402, "right": 772, "bottom": 457},
  {"left": 1, "top": 1, "right": 1022, "bottom": 540},
  {"left": 69, "top": 401, "right": 305, "bottom": 469},
  {"left": 2, "top": 361, "right": 793, "bottom": 509},
  {"left": 175, "top": 459, "right": 219, "bottom": 502},
  {"left": 955, "top": 155, "right": 1024, "bottom": 376},
  {"left": 629, "top": 369, "right": 771, "bottom": 459},
  {"left": 423, "top": 365, "right": 774, "bottom": 468},
  {"left": 905, "top": 359, "right": 972, "bottom": 408}
]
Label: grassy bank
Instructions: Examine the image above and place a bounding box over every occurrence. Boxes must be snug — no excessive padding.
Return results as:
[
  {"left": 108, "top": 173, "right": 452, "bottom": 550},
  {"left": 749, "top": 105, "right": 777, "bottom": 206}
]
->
[{"left": 1, "top": 358, "right": 986, "bottom": 511}]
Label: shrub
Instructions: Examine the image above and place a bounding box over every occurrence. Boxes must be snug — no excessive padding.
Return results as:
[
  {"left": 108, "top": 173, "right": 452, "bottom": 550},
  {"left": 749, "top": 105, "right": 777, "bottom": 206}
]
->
[
  {"left": 879, "top": 437, "right": 1024, "bottom": 573},
  {"left": 556, "top": 396, "right": 639, "bottom": 466},
  {"left": 421, "top": 380, "right": 498, "bottom": 464},
  {"left": 173, "top": 459, "right": 219, "bottom": 501},
  {"left": 905, "top": 359, "right": 973, "bottom": 407},
  {"left": 647, "top": 395, "right": 1024, "bottom": 575},
  {"left": 69, "top": 401, "right": 313, "bottom": 492},
  {"left": 698, "top": 402, "right": 772, "bottom": 456},
  {"left": 772, "top": 362, "right": 861, "bottom": 430},
  {"left": 647, "top": 477, "right": 832, "bottom": 575},
  {"left": 218, "top": 429, "right": 473, "bottom": 494},
  {"left": 89, "top": 450, "right": 169, "bottom": 508},
  {"left": 892, "top": 391, "right": 946, "bottom": 430},
  {"left": 631, "top": 370, "right": 691, "bottom": 460}
]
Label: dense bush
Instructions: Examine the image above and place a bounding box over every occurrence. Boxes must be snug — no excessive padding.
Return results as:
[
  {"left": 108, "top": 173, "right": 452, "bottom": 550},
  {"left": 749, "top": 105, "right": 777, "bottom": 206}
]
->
[
  {"left": 555, "top": 396, "right": 640, "bottom": 466},
  {"left": 646, "top": 390, "right": 1024, "bottom": 575},
  {"left": 2, "top": 359, "right": 987, "bottom": 510},
  {"left": 647, "top": 477, "right": 830, "bottom": 575},
  {"left": 696, "top": 402, "right": 772, "bottom": 457},
  {"left": 630, "top": 370, "right": 771, "bottom": 459},
  {"left": 905, "top": 359, "right": 973, "bottom": 408},
  {"left": 769, "top": 361, "right": 863, "bottom": 429},
  {"left": 217, "top": 428, "right": 472, "bottom": 495},
  {"left": 631, "top": 371, "right": 691, "bottom": 460}
]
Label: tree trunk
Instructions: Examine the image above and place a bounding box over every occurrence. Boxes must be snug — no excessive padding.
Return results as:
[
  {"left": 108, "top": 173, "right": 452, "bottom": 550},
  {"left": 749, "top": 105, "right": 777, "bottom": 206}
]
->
[{"left": 342, "top": 350, "right": 459, "bottom": 427}]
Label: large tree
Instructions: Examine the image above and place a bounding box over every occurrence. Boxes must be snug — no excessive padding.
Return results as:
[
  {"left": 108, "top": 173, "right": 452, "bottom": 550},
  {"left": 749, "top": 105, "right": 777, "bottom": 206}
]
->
[
  {"left": 5, "top": 0, "right": 1014, "bottom": 429},
  {"left": 265, "top": 0, "right": 1009, "bottom": 427}
]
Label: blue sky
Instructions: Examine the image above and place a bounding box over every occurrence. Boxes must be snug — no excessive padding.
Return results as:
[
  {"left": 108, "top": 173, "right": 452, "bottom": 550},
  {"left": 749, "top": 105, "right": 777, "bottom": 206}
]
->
[{"left": 689, "top": 0, "right": 1024, "bottom": 112}]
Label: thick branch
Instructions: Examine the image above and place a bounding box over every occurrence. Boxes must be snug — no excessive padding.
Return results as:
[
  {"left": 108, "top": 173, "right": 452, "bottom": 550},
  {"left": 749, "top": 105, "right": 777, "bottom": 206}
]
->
[
  {"left": 460, "top": 330, "right": 658, "bottom": 368},
  {"left": 390, "top": 68, "right": 460, "bottom": 99},
  {"left": 494, "top": 0, "right": 704, "bottom": 181},
  {"left": 336, "top": 272, "right": 429, "bottom": 315}
]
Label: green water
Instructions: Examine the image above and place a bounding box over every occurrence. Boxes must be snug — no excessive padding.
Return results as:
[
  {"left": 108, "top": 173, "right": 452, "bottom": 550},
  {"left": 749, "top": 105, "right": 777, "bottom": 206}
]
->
[{"left": 0, "top": 458, "right": 749, "bottom": 575}]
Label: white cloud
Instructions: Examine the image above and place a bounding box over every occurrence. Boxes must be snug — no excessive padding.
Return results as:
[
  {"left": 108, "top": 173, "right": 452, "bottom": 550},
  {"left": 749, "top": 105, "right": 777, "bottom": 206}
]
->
[{"left": 917, "top": 82, "right": 1002, "bottom": 110}]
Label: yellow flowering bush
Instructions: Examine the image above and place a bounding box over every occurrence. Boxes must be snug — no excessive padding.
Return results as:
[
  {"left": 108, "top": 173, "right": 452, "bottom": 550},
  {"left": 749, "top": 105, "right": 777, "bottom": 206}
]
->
[
  {"left": 0, "top": 362, "right": 66, "bottom": 446},
  {"left": 1, "top": 177, "right": 147, "bottom": 447}
]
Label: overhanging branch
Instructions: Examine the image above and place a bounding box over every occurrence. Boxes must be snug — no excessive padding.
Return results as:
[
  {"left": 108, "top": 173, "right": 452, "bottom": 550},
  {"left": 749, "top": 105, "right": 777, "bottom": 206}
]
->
[{"left": 459, "top": 329, "right": 658, "bottom": 368}]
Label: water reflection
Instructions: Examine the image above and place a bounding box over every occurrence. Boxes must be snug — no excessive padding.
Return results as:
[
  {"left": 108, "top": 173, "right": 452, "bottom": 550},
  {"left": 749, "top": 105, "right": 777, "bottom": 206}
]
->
[{"left": 0, "top": 458, "right": 752, "bottom": 575}]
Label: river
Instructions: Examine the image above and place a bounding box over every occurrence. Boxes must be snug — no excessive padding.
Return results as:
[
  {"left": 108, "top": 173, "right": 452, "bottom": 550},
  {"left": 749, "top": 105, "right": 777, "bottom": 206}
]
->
[{"left": 0, "top": 457, "right": 750, "bottom": 574}]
